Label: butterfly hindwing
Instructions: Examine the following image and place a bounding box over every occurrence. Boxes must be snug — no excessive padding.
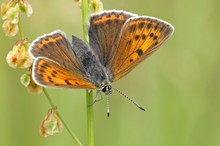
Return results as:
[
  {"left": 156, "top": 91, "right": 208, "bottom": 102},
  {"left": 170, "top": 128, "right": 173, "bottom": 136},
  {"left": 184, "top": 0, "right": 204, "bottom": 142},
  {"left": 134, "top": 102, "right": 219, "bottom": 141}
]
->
[
  {"left": 107, "top": 16, "right": 174, "bottom": 82},
  {"left": 32, "top": 57, "right": 96, "bottom": 89}
]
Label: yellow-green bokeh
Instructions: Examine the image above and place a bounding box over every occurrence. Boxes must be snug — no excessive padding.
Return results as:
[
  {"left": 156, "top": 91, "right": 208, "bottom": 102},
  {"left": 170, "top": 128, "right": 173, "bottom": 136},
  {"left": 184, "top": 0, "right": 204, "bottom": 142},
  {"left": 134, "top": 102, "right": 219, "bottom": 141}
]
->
[{"left": 1, "top": 0, "right": 220, "bottom": 146}]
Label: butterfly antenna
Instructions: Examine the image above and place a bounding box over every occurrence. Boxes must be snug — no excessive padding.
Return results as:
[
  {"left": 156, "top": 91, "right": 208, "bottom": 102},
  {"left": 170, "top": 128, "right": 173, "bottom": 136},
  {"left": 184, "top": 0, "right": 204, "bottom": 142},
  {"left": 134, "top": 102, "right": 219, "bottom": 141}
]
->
[
  {"left": 113, "top": 87, "right": 145, "bottom": 111},
  {"left": 107, "top": 95, "right": 110, "bottom": 117}
]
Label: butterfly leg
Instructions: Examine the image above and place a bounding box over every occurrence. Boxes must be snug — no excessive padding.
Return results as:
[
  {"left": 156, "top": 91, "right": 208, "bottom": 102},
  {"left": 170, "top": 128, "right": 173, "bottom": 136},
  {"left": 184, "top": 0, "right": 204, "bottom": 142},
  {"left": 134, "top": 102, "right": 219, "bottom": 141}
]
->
[
  {"left": 87, "top": 90, "right": 103, "bottom": 107},
  {"left": 92, "top": 90, "right": 104, "bottom": 105}
]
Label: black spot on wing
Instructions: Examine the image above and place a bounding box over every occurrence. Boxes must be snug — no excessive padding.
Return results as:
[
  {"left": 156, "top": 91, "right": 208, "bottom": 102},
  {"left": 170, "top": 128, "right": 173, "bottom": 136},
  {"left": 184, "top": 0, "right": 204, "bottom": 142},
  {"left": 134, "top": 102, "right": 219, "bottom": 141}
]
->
[
  {"left": 147, "top": 23, "right": 152, "bottom": 29},
  {"left": 53, "top": 70, "right": 58, "bottom": 74},
  {"left": 51, "top": 70, "right": 58, "bottom": 77},
  {"left": 153, "top": 36, "right": 158, "bottom": 40},
  {"left": 136, "top": 49, "right": 143, "bottom": 56},
  {"left": 48, "top": 76, "right": 54, "bottom": 83},
  {"left": 138, "top": 22, "right": 145, "bottom": 29},
  {"left": 39, "top": 68, "right": 45, "bottom": 73},
  {"left": 129, "top": 24, "right": 137, "bottom": 32},
  {"left": 142, "top": 34, "right": 146, "bottom": 40},
  {"left": 135, "top": 35, "right": 140, "bottom": 40},
  {"left": 149, "top": 33, "right": 154, "bottom": 38},
  {"left": 65, "top": 80, "right": 72, "bottom": 85}
]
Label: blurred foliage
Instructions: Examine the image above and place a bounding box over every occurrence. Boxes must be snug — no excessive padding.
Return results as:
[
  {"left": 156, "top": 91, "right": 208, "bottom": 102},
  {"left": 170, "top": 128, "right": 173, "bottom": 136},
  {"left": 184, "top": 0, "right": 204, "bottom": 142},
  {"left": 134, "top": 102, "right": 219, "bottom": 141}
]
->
[{"left": 0, "top": 0, "right": 220, "bottom": 146}]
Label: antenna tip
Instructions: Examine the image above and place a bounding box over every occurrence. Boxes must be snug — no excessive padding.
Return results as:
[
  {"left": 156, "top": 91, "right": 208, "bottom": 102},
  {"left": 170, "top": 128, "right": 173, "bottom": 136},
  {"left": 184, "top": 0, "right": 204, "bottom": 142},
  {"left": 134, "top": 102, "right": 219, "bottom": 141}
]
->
[
  {"left": 139, "top": 106, "right": 146, "bottom": 111},
  {"left": 107, "top": 112, "right": 110, "bottom": 117}
]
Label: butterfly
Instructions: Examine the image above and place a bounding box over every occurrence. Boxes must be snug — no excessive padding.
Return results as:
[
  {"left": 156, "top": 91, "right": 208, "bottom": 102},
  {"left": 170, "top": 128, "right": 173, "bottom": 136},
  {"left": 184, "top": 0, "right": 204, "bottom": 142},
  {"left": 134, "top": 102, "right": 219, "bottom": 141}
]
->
[{"left": 29, "top": 10, "right": 174, "bottom": 102}]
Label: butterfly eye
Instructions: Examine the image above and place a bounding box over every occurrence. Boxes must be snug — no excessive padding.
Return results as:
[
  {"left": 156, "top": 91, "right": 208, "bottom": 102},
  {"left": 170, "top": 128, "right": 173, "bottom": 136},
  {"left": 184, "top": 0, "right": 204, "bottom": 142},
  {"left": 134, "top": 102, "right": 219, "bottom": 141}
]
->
[{"left": 101, "top": 84, "right": 112, "bottom": 95}]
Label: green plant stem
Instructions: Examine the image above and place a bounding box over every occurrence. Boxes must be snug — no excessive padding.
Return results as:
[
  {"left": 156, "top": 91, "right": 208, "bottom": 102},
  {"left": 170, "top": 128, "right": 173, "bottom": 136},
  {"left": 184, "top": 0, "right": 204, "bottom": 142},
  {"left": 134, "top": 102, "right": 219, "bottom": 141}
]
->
[
  {"left": 42, "top": 88, "right": 83, "bottom": 146},
  {"left": 86, "top": 90, "right": 94, "bottom": 146},
  {"left": 17, "top": 17, "right": 29, "bottom": 50},
  {"left": 18, "top": 17, "right": 24, "bottom": 39},
  {"left": 82, "top": 0, "right": 90, "bottom": 44},
  {"left": 81, "top": 0, "right": 95, "bottom": 146},
  {"left": 42, "top": 88, "right": 56, "bottom": 109}
]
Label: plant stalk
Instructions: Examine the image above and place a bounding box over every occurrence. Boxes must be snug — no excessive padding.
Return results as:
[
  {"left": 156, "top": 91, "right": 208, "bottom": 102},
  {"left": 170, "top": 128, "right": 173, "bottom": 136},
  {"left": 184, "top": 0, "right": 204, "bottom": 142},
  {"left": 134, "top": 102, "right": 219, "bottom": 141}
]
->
[{"left": 81, "top": 0, "right": 95, "bottom": 146}]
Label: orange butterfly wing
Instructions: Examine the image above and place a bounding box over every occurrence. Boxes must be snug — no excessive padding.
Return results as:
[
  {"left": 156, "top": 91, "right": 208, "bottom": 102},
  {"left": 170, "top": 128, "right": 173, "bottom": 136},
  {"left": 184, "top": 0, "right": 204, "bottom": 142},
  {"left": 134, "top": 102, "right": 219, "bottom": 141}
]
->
[
  {"left": 89, "top": 10, "right": 136, "bottom": 66},
  {"left": 107, "top": 16, "right": 174, "bottom": 82},
  {"left": 29, "top": 31, "right": 96, "bottom": 89},
  {"left": 32, "top": 57, "right": 96, "bottom": 89}
]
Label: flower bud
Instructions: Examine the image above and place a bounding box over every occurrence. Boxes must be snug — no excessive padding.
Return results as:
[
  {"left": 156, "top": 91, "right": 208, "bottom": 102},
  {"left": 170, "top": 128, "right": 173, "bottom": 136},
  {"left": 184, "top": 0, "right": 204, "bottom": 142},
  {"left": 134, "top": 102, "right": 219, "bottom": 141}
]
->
[
  {"left": 27, "top": 76, "right": 42, "bottom": 94},
  {"left": 6, "top": 3, "right": 20, "bottom": 24},
  {"left": 40, "top": 109, "right": 63, "bottom": 137},
  {"left": 6, "top": 39, "right": 33, "bottom": 68},
  {"left": 20, "top": 73, "right": 31, "bottom": 87},
  {"left": 2, "top": 19, "right": 18, "bottom": 37},
  {"left": 19, "top": 0, "right": 32, "bottom": 17},
  {"left": 90, "top": 0, "right": 103, "bottom": 13},
  {"left": 1, "top": 1, "right": 14, "bottom": 20}
]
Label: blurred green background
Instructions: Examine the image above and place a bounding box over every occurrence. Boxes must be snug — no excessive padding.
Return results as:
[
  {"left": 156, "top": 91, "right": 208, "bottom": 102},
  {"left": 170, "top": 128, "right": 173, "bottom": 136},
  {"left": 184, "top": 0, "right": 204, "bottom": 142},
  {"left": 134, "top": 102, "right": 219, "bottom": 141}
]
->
[{"left": 1, "top": 0, "right": 220, "bottom": 146}]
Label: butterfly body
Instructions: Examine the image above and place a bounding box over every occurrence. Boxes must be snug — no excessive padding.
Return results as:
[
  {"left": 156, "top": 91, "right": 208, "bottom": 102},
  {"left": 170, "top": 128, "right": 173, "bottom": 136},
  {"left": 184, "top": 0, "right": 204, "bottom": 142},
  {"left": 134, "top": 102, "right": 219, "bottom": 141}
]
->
[
  {"left": 29, "top": 10, "right": 174, "bottom": 95},
  {"left": 71, "top": 35, "right": 111, "bottom": 93}
]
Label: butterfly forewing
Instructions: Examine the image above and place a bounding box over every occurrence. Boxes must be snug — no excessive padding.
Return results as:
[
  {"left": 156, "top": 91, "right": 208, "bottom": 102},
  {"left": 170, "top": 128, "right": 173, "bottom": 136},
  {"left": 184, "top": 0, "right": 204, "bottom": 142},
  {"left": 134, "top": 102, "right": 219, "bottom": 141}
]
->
[
  {"left": 32, "top": 57, "right": 96, "bottom": 89},
  {"left": 89, "top": 10, "right": 136, "bottom": 66},
  {"left": 107, "top": 16, "right": 174, "bottom": 82},
  {"left": 29, "top": 30, "right": 84, "bottom": 74}
]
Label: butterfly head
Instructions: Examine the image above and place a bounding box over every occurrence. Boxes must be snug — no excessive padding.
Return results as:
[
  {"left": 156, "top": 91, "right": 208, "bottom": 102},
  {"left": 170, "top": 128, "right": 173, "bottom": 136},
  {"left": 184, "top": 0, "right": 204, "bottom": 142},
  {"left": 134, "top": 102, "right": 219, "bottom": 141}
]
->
[{"left": 99, "top": 82, "right": 112, "bottom": 95}]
